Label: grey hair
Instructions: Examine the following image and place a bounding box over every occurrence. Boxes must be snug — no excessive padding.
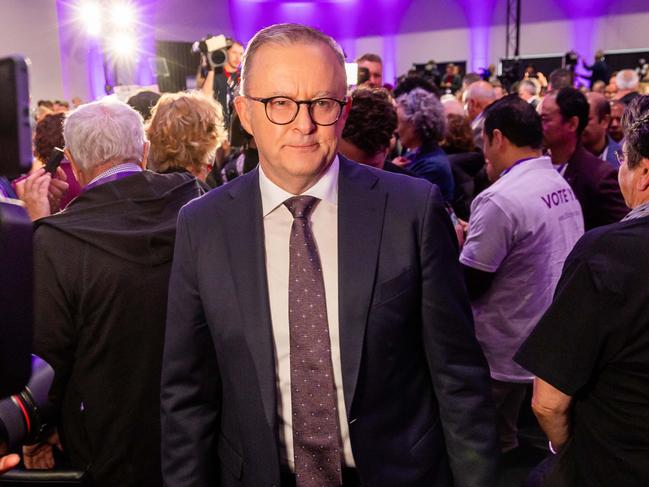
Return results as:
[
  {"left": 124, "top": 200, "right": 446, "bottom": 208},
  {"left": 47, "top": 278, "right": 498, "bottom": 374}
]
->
[
  {"left": 519, "top": 78, "right": 540, "bottom": 97},
  {"left": 622, "top": 95, "right": 649, "bottom": 169},
  {"left": 466, "top": 80, "right": 496, "bottom": 104},
  {"left": 616, "top": 69, "right": 640, "bottom": 91},
  {"left": 63, "top": 98, "right": 146, "bottom": 171},
  {"left": 240, "top": 23, "right": 346, "bottom": 95},
  {"left": 397, "top": 88, "right": 447, "bottom": 143}
]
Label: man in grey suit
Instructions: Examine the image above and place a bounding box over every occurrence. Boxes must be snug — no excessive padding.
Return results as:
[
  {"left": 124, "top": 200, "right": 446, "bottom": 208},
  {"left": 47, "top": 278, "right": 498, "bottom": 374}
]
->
[{"left": 161, "top": 23, "right": 498, "bottom": 487}]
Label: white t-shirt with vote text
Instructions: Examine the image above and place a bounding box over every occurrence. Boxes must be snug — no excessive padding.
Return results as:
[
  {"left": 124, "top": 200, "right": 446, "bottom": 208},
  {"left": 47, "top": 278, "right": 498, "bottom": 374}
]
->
[{"left": 460, "top": 156, "right": 584, "bottom": 382}]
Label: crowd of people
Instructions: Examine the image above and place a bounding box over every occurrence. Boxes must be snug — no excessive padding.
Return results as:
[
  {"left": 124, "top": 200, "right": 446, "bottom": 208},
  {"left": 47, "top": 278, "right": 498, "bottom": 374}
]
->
[{"left": 2, "top": 22, "right": 649, "bottom": 487}]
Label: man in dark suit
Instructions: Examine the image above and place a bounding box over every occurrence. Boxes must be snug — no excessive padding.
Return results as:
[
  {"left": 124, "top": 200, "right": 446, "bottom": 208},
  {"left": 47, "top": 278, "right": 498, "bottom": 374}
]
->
[
  {"left": 161, "top": 23, "right": 497, "bottom": 487},
  {"left": 540, "top": 87, "right": 628, "bottom": 230}
]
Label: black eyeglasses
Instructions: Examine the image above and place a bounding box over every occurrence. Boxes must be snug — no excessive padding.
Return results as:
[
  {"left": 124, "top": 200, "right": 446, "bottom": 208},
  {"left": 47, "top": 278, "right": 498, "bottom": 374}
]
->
[{"left": 244, "top": 95, "right": 348, "bottom": 126}]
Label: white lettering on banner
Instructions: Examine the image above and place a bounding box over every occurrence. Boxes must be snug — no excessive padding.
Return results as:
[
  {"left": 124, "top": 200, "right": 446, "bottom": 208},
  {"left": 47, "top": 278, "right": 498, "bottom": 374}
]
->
[{"left": 541, "top": 188, "right": 576, "bottom": 209}]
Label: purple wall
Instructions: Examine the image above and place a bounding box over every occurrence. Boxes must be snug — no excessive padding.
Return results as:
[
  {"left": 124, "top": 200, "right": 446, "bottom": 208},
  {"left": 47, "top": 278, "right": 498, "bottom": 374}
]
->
[
  {"left": 56, "top": 0, "right": 649, "bottom": 100},
  {"left": 224, "top": 0, "right": 649, "bottom": 40},
  {"left": 228, "top": 0, "right": 413, "bottom": 50}
]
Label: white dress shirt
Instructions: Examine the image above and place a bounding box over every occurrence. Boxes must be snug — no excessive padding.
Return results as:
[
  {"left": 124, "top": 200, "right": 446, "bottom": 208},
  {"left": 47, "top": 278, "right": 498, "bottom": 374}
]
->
[{"left": 259, "top": 156, "right": 356, "bottom": 470}]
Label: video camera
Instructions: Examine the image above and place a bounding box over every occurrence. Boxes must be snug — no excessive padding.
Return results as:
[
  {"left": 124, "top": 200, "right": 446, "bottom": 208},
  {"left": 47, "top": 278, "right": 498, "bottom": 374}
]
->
[
  {"left": 498, "top": 60, "right": 521, "bottom": 92},
  {"left": 0, "top": 55, "right": 87, "bottom": 486},
  {"left": 0, "top": 56, "right": 34, "bottom": 400},
  {"left": 0, "top": 357, "right": 55, "bottom": 450},
  {"left": 564, "top": 51, "right": 579, "bottom": 71},
  {"left": 411, "top": 61, "right": 442, "bottom": 87},
  {"left": 192, "top": 34, "right": 233, "bottom": 69}
]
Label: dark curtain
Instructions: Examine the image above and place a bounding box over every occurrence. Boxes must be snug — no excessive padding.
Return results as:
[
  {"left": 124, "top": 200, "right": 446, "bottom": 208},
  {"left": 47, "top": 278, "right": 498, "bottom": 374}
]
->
[
  {"left": 155, "top": 41, "right": 201, "bottom": 93},
  {"left": 605, "top": 50, "right": 649, "bottom": 73},
  {"left": 437, "top": 61, "right": 468, "bottom": 77},
  {"left": 501, "top": 57, "right": 563, "bottom": 79}
]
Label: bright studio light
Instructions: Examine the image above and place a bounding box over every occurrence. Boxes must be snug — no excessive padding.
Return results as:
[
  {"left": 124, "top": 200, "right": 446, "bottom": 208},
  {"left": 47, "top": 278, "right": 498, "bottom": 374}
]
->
[
  {"left": 78, "top": 1, "right": 102, "bottom": 36},
  {"left": 345, "top": 62, "right": 359, "bottom": 86},
  {"left": 110, "top": 3, "right": 137, "bottom": 28},
  {"left": 107, "top": 33, "right": 137, "bottom": 59}
]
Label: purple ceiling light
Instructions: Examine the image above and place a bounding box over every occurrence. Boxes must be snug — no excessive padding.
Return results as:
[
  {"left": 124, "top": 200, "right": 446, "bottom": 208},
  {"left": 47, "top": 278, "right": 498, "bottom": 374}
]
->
[
  {"left": 456, "top": 0, "right": 497, "bottom": 73},
  {"left": 228, "top": 0, "right": 411, "bottom": 84},
  {"left": 56, "top": 0, "right": 158, "bottom": 101},
  {"left": 555, "top": 0, "right": 612, "bottom": 68}
]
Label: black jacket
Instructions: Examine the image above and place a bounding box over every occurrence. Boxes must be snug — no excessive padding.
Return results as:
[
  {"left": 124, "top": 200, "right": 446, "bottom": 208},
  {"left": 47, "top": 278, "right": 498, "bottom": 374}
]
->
[
  {"left": 564, "top": 145, "right": 628, "bottom": 231},
  {"left": 33, "top": 171, "right": 203, "bottom": 487}
]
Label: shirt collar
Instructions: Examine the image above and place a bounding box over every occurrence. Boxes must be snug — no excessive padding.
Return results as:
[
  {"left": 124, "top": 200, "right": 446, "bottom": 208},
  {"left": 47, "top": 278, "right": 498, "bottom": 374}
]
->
[
  {"left": 622, "top": 200, "right": 649, "bottom": 222},
  {"left": 259, "top": 155, "right": 339, "bottom": 217},
  {"left": 87, "top": 162, "right": 143, "bottom": 187},
  {"left": 498, "top": 155, "right": 552, "bottom": 180},
  {"left": 471, "top": 112, "right": 484, "bottom": 128}
]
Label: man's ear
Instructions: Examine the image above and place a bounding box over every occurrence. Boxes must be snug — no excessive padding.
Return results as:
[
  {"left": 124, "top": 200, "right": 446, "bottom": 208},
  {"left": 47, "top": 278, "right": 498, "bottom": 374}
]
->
[
  {"left": 637, "top": 158, "right": 649, "bottom": 192},
  {"left": 491, "top": 128, "right": 504, "bottom": 149},
  {"left": 64, "top": 148, "right": 82, "bottom": 183},
  {"left": 338, "top": 97, "right": 352, "bottom": 125},
  {"left": 567, "top": 115, "right": 580, "bottom": 134},
  {"left": 140, "top": 141, "right": 150, "bottom": 170},
  {"left": 602, "top": 114, "right": 611, "bottom": 128},
  {"left": 234, "top": 96, "right": 253, "bottom": 136}
]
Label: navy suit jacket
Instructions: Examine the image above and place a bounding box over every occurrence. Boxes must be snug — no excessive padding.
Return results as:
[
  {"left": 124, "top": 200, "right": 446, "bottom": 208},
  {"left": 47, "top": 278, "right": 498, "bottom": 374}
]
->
[{"left": 161, "top": 156, "right": 498, "bottom": 487}]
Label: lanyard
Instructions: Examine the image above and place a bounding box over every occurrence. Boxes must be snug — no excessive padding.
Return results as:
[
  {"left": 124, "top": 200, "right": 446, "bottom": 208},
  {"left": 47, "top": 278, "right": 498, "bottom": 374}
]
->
[
  {"left": 555, "top": 163, "right": 568, "bottom": 175},
  {"left": 500, "top": 157, "right": 537, "bottom": 177}
]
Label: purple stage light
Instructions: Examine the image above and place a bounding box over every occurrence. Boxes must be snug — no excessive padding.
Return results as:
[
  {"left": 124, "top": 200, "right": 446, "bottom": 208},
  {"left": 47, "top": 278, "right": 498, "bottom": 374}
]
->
[
  {"left": 228, "top": 0, "right": 412, "bottom": 85},
  {"left": 456, "top": 0, "right": 497, "bottom": 73},
  {"left": 556, "top": 0, "right": 611, "bottom": 68},
  {"left": 56, "top": 0, "right": 158, "bottom": 101}
]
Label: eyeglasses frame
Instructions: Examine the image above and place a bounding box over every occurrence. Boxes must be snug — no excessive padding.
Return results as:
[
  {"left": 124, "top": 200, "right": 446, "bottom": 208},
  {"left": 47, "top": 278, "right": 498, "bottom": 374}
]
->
[{"left": 244, "top": 95, "right": 348, "bottom": 126}]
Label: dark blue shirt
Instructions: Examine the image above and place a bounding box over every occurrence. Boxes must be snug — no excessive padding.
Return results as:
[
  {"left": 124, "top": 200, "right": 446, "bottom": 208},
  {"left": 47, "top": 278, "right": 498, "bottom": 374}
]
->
[{"left": 405, "top": 144, "right": 455, "bottom": 203}]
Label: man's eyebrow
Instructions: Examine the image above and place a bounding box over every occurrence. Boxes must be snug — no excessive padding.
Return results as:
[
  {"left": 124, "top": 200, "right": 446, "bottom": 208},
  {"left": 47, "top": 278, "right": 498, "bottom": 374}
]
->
[
  {"left": 261, "top": 90, "right": 341, "bottom": 99},
  {"left": 311, "top": 91, "right": 339, "bottom": 98}
]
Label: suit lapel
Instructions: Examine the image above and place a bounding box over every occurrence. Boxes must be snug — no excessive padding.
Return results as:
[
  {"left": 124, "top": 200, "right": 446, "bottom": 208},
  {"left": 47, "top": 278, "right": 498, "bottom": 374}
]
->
[
  {"left": 221, "top": 159, "right": 386, "bottom": 425},
  {"left": 563, "top": 145, "right": 586, "bottom": 188},
  {"left": 337, "top": 157, "right": 386, "bottom": 416},
  {"left": 224, "top": 169, "right": 277, "bottom": 431}
]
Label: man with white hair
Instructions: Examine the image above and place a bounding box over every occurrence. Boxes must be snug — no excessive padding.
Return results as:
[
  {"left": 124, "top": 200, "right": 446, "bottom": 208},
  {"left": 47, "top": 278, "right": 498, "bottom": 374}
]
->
[
  {"left": 518, "top": 78, "right": 541, "bottom": 109},
  {"left": 465, "top": 80, "right": 496, "bottom": 150},
  {"left": 23, "top": 99, "right": 203, "bottom": 486},
  {"left": 614, "top": 69, "right": 640, "bottom": 105}
]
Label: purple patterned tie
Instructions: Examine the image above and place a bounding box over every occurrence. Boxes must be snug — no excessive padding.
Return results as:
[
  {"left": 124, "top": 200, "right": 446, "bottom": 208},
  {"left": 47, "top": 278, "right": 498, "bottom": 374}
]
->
[{"left": 284, "top": 196, "right": 342, "bottom": 487}]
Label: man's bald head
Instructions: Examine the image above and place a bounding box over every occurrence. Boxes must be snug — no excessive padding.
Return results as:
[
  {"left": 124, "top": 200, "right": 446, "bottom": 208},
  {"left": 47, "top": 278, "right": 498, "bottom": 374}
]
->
[
  {"left": 616, "top": 69, "right": 640, "bottom": 92},
  {"left": 586, "top": 92, "right": 610, "bottom": 122},
  {"left": 465, "top": 81, "right": 495, "bottom": 121},
  {"left": 582, "top": 91, "right": 612, "bottom": 153}
]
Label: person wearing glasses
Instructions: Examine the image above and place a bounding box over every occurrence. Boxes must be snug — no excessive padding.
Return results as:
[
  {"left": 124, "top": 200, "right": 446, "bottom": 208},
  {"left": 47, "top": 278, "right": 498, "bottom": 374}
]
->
[
  {"left": 160, "top": 23, "right": 497, "bottom": 487},
  {"left": 515, "top": 95, "right": 649, "bottom": 487}
]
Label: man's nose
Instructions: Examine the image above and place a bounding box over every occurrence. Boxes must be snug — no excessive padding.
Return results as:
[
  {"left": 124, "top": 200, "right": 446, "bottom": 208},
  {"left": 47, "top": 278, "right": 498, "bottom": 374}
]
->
[{"left": 293, "top": 104, "right": 316, "bottom": 133}]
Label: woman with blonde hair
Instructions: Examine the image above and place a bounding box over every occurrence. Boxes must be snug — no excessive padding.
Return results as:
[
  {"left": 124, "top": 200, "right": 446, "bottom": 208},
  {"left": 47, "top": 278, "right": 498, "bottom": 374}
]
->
[{"left": 146, "top": 91, "right": 225, "bottom": 185}]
